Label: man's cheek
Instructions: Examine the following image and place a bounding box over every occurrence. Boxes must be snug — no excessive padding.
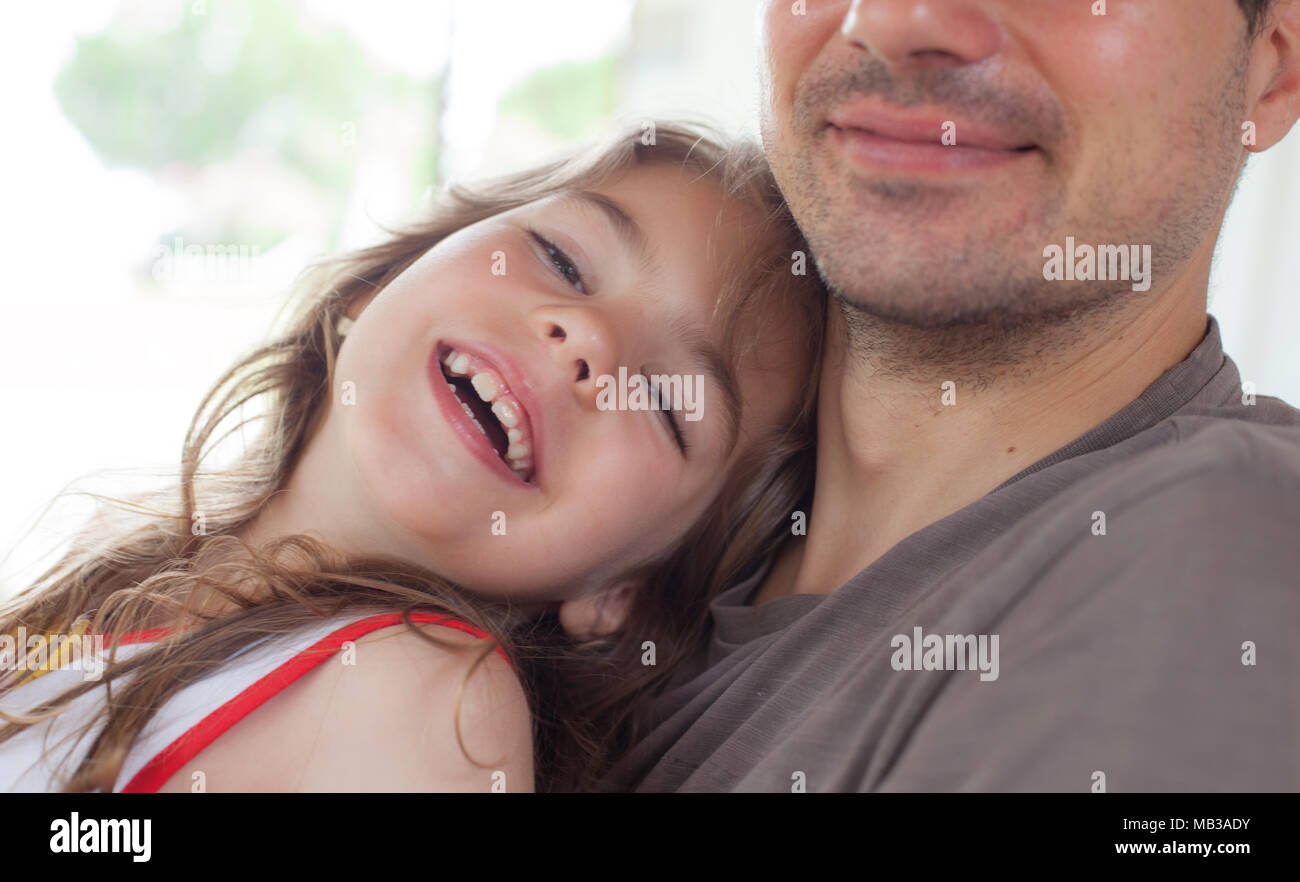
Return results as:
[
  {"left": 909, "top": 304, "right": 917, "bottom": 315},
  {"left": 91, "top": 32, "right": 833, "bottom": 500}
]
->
[
  {"left": 1054, "top": 5, "right": 1221, "bottom": 120},
  {"left": 763, "top": 1, "right": 840, "bottom": 89}
]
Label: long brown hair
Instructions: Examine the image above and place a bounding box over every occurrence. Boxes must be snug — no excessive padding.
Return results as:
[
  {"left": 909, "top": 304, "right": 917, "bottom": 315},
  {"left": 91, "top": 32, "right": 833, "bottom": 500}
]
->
[{"left": 0, "top": 120, "right": 826, "bottom": 792}]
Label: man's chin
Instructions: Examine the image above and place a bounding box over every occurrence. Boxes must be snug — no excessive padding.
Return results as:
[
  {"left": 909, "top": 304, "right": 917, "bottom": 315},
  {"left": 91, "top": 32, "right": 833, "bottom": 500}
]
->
[{"left": 822, "top": 269, "right": 1125, "bottom": 331}]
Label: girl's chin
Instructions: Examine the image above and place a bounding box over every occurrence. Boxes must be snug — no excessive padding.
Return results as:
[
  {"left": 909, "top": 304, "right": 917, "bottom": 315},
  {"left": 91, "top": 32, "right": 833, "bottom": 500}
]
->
[{"left": 414, "top": 566, "right": 562, "bottom": 611}]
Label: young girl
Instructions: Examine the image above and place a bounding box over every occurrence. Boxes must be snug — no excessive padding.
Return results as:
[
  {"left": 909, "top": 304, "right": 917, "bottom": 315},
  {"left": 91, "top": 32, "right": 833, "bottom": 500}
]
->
[{"left": 0, "top": 121, "right": 825, "bottom": 793}]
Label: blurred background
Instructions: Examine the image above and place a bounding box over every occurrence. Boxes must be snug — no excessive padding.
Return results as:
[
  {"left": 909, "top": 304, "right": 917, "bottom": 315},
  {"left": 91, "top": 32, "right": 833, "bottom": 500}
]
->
[{"left": 1, "top": 0, "right": 1297, "bottom": 596}]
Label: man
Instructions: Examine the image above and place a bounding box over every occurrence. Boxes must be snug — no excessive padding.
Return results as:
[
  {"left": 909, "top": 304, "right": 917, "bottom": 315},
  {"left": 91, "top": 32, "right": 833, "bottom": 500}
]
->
[{"left": 597, "top": 0, "right": 1300, "bottom": 791}]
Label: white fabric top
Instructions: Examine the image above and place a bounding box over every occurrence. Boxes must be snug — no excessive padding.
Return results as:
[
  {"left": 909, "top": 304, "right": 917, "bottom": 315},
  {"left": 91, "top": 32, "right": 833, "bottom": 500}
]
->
[{"left": 0, "top": 612, "right": 441, "bottom": 791}]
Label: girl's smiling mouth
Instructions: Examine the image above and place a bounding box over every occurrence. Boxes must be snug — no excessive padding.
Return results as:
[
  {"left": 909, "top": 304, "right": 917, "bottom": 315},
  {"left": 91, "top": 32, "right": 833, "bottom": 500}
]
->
[{"left": 430, "top": 341, "right": 539, "bottom": 486}]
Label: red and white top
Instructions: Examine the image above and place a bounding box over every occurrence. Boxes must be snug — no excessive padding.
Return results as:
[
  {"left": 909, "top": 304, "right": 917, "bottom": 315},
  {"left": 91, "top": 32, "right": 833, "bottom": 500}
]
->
[{"left": 0, "top": 612, "right": 507, "bottom": 792}]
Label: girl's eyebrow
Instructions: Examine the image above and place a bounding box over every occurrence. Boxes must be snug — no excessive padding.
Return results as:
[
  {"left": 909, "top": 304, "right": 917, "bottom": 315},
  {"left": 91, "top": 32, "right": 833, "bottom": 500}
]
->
[{"left": 563, "top": 189, "right": 661, "bottom": 277}]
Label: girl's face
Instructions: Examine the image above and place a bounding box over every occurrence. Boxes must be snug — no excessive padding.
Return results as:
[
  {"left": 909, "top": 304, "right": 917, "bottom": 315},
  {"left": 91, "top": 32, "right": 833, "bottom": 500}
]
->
[{"left": 320, "top": 163, "right": 805, "bottom": 604}]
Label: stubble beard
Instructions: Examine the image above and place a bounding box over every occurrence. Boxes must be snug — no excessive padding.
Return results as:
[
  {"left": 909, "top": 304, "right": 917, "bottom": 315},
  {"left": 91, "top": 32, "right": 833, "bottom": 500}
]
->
[{"left": 770, "top": 51, "right": 1251, "bottom": 387}]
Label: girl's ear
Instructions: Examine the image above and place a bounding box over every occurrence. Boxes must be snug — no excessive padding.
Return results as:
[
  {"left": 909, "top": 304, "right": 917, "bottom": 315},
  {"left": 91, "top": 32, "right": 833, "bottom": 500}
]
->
[{"left": 557, "top": 580, "right": 637, "bottom": 641}]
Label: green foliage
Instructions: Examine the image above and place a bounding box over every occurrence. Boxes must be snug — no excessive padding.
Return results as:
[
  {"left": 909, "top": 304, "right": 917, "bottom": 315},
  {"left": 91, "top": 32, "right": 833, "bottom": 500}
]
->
[
  {"left": 498, "top": 53, "right": 622, "bottom": 140},
  {"left": 56, "top": 2, "right": 390, "bottom": 181},
  {"left": 53, "top": 0, "right": 438, "bottom": 252}
]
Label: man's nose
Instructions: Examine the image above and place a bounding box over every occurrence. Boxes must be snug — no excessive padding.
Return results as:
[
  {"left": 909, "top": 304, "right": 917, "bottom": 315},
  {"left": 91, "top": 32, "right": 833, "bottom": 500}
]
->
[
  {"left": 839, "top": 0, "right": 1003, "bottom": 70},
  {"left": 530, "top": 306, "right": 621, "bottom": 410}
]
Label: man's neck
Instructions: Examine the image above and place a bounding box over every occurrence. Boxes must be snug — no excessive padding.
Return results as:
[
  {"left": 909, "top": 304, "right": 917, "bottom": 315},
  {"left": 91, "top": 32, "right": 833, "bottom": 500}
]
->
[{"left": 754, "top": 276, "right": 1211, "bottom": 606}]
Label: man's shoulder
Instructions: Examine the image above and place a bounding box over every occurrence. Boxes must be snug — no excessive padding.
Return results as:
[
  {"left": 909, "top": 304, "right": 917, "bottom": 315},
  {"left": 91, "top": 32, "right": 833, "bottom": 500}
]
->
[
  {"left": 1001, "top": 412, "right": 1300, "bottom": 632},
  {"left": 987, "top": 413, "right": 1300, "bottom": 618},
  {"left": 1095, "top": 411, "right": 1300, "bottom": 512},
  {"left": 1159, "top": 410, "right": 1298, "bottom": 478},
  {"left": 1181, "top": 381, "right": 1300, "bottom": 426},
  {"left": 1166, "top": 397, "right": 1300, "bottom": 446},
  {"left": 1069, "top": 413, "right": 1297, "bottom": 543},
  {"left": 886, "top": 415, "right": 1300, "bottom": 791}
]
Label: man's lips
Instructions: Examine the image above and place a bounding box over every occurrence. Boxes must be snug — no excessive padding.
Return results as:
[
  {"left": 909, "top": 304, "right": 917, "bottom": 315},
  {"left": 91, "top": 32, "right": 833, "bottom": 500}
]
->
[
  {"left": 826, "top": 101, "right": 1037, "bottom": 172},
  {"left": 428, "top": 340, "right": 543, "bottom": 489}
]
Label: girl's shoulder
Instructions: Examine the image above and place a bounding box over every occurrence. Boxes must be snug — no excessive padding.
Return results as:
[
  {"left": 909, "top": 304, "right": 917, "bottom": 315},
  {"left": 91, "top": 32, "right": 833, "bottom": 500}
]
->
[{"left": 137, "top": 611, "right": 532, "bottom": 793}]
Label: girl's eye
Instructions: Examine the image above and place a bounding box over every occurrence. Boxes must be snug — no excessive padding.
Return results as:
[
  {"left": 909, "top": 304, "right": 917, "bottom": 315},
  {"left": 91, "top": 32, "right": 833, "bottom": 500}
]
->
[
  {"left": 660, "top": 408, "right": 689, "bottom": 456},
  {"left": 529, "top": 230, "right": 587, "bottom": 294},
  {"left": 642, "top": 370, "right": 689, "bottom": 457}
]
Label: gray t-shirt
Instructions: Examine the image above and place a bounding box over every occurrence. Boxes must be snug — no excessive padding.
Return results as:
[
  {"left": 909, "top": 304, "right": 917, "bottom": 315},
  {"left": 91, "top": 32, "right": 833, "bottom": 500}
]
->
[{"left": 596, "top": 313, "right": 1300, "bottom": 792}]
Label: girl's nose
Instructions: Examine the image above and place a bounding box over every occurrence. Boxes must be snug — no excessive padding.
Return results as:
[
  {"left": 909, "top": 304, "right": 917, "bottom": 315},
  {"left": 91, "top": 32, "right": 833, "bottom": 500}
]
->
[{"left": 530, "top": 306, "right": 621, "bottom": 408}]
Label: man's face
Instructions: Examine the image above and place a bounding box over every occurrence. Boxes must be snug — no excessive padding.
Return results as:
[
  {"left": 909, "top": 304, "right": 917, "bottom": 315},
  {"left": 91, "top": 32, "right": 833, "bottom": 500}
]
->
[{"left": 760, "top": 0, "right": 1254, "bottom": 328}]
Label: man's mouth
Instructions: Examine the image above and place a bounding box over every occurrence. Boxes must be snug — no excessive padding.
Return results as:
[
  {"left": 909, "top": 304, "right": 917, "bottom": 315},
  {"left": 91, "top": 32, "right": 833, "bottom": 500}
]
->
[
  {"left": 435, "top": 342, "right": 536, "bottom": 483},
  {"left": 824, "top": 101, "right": 1038, "bottom": 172}
]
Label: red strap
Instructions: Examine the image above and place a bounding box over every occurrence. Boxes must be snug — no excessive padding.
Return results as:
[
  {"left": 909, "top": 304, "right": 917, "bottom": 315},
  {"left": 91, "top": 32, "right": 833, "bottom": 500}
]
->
[
  {"left": 119, "top": 612, "right": 509, "bottom": 792},
  {"left": 110, "top": 627, "right": 176, "bottom": 646}
]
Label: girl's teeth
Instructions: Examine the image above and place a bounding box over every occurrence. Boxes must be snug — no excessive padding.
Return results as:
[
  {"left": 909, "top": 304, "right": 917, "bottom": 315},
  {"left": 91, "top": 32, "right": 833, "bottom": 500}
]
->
[
  {"left": 491, "top": 400, "right": 519, "bottom": 428},
  {"left": 470, "top": 372, "right": 499, "bottom": 402},
  {"left": 460, "top": 403, "right": 490, "bottom": 438},
  {"left": 443, "top": 347, "right": 535, "bottom": 480}
]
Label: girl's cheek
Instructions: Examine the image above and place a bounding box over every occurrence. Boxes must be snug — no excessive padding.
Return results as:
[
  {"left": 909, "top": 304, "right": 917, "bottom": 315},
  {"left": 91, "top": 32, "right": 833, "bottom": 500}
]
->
[{"left": 588, "top": 441, "right": 676, "bottom": 511}]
